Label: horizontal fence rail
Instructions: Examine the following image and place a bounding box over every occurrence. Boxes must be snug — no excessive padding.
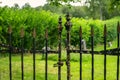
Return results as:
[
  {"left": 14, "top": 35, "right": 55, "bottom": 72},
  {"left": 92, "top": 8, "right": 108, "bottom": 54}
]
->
[
  {"left": 1, "top": 43, "right": 120, "bottom": 56},
  {"left": 0, "top": 14, "right": 120, "bottom": 80}
]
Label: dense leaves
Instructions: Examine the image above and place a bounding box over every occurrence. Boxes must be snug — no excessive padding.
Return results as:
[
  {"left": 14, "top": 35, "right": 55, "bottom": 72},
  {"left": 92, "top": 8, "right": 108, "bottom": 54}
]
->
[
  {"left": 45, "top": 0, "right": 120, "bottom": 20},
  {"left": 0, "top": 6, "right": 59, "bottom": 49},
  {"left": 0, "top": 6, "right": 119, "bottom": 49}
]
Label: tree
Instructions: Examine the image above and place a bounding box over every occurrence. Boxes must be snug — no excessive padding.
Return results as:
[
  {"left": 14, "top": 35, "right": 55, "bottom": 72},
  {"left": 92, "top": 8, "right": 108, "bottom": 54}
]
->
[
  {"left": 47, "top": 0, "right": 119, "bottom": 7},
  {"left": 46, "top": 0, "right": 81, "bottom": 6},
  {"left": 42, "top": 4, "right": 62, "bottom": 14},
  {"left": 47, "top": 0, "right": 120, "bottom": 20},
  {"left": 111, "top": 0, "right": 120, "bottom": 8},
  {"left": 84, "top": 0, "right": 107, "bottom": 19},
  {"left": 22, "top": 3, "right": 32, "bottom": 9}
]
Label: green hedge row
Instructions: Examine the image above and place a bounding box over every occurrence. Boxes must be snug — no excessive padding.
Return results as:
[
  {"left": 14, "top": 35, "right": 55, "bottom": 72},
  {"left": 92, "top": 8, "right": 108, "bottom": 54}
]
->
[
  {"left": 70, "top": 17, "right": 119, "bottom": 47},
  {"left": 0, "top": 7, "right": 119, "bottom": 49}
]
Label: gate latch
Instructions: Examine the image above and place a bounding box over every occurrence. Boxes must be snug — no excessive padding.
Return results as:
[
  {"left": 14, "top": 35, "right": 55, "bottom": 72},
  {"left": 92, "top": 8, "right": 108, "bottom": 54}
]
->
[{"left": 53, "top": 61, "right": 64, "bottom": 67}]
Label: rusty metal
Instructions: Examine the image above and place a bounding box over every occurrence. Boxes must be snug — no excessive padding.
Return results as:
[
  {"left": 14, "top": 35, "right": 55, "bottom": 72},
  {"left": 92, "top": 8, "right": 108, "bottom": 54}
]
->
[
  {"left": 32, "top": 28, "right": 36, "bottom": 80},
  {"left": 45, "top": 29, "right": 48, "bottom": 80},
  {"left": 8, "top": 27, "right": 12, "bottom": 80},
  {"left": 57, "top": 61, "right": 64, "bottom": 66},
  {"left": 1, "top": 16, "right": 120, "bottom": 80},
  {"left": 79, "top": 26, "right": 82, "bottom": 37},
  {"left": 65, "top": 13, "right": 72, "bottom": 80},
  {"left": 79, "top": 26, "right": 82, "bottom": 80},
  {"left": 117, "top": 21, "right": 120, "bottom": 33},
  {"left": 69, "top": 49, "right": 120, "bottom": 56},
  {"left": 33, "top": 28, "right": 36, "bottom": 38},
  {"left": 91, "top": 26, "right": 94, "bottom": 37},
  {"left": 20, "top": 27, "right": 24, "bottom": 38},
  {"left": 8, "top": 26, "right": 12, "bottom": 34},
  {"left": 58, "top": 16, "right": 63, "bottom": 80},
  {"left": 91, "top": 26, "right": 94, "bottom": 80},
  {"left": 104, "top": 24, "right": 107, "bottom": 80},
  {"left": 104, "top": 24, "right": 107, "bottom": 37},
  {"left": 20, "top": 30, "right": 24, "bottom": 80},
  {"left": 45, "top": 29, "right": 48, "bottom": 39},
  {"left": 117, "top": 21, "right": 120, "bottom": 80},
  {"left": 53, "top": 61, "right": 64, "bottom": 67}
]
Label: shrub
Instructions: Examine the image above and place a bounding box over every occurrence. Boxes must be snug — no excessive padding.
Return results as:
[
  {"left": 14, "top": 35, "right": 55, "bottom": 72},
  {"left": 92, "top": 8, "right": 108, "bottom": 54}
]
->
[{"left": 0, "top": 6, "right": 119, "bottom": 49}]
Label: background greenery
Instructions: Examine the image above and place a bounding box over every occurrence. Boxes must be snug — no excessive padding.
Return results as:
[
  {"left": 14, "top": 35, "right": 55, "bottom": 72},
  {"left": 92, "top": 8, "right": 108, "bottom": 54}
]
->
[
  {"left": 0, "top": 1, "right": 120, "bottom": 80},
  {"left": 0, "top": 5, "right": 120, "bottom": 49}
]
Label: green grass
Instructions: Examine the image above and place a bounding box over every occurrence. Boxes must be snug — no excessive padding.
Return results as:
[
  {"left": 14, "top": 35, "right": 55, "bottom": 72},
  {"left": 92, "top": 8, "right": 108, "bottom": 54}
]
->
[
  {"left": 0, "top": 52, "right": 119, "bottom": 80},
  {"left": 94, "top": 39, "right": 118, "bottom": 51},
  {"left": 0, "top": 39, "right": 119, "bottom": 80}
]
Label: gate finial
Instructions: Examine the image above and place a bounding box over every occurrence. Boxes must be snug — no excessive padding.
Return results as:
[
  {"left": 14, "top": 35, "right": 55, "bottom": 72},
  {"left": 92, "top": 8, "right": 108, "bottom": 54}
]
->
[
  {"left": 104, "top": 24, "right": 107, "bottom": 37},
  {"left": 33, "top": 28, "right": 36, "bottom": 38},
  {"left": 91, "top": 26, "right": 94, "bottom": 37},
  {"left": 20, "top": 27, "right": 24, "bottom": 38},
  {"left": 64, "top": 13, "right": 72, "bottom": 31},
  {"left": 58, "top": 16, "right": 63, "bottom": 33},
  {"left": 45, "top": 29, "right": 48, "bottom": 39},
  {"left": 79, "top": 26, "right": 82, "bottom": 37},
  {"left": 8, "top": 26, "right": 12, "bottom": 34},
  {"left": 117, "top": 21, "right": 120, "bottom": 33}
]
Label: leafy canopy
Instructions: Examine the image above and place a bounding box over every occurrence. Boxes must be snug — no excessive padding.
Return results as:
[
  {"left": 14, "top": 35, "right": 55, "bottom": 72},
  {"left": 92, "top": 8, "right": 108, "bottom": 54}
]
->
[
  {"left": 47, "top": 0, "right": 119, "bottom": 7},
  {"left": 46, "top": 0, "right": 81, "bottom": 6}
]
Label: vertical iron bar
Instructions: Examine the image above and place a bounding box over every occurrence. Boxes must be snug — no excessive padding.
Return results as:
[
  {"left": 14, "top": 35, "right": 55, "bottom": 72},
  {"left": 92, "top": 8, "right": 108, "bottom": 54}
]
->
[
  {"left": 79, "top": 26, "right": 82, "bottom": 80},
  {"left": 20, "top": 28, "right": 24, "bottom": 80},
  {"left": 91, "top": 26, "right": 94, "bottom": 80},
  {"left": 58, "top": 16, "right": 63, "bottom": 80},
  {"left": 8, "top": 27, "right": 12, "bottom": 80},
  {"left": 33, "top": 28, "right": 36, "bottom": 80},
  {"left": 45, "top": 29, "right": 48, "bottom": 80},
  {"left": 117, "top": 22, "right": 120, "bottom": 80},
  {"left": 67, "top": 29, "right": 70, "bottom": 80},
  {"left": 65, "top": 13, "right": 72, "bottom": 80},
  {"left": 104, "top": 25, "right": 107, "bottom": 80}
]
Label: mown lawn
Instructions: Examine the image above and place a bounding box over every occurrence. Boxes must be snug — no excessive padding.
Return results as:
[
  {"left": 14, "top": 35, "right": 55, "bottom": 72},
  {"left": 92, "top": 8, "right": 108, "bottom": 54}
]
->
[{"left": 0, "top": 52, "right": 119, "bottom": 80}]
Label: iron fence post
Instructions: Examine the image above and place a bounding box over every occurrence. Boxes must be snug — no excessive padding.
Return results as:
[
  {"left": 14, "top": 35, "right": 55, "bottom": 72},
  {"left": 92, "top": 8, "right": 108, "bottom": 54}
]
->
[
  {"left": 58, "top": 16, "right": 63, "bottom": 80},
  {"left": 8, "top": 26, "right": 12, "bottom": 80},
  {"left": 20, "top": 27, "right": 24, "bottom": 80},
  {"left": 45, "top": 29, "right": 48, "bottom": 80},
  {"left": 104, "top": 24, "right": 107, "bottom": 80},
  {"left": 79, "top": 26, "right": 82, "bottom": 80},
  {"left": 33, "top": 28, "right": 36, "bottom": 80},
  {"left": 117, "top": 22, "right": 120, "bottom": 80},
  {"left": 91, "top": 26, "right": 94, "bottom": 80},
  {"left": 64, "top": 13, "right": 72, "bottom": 80}
]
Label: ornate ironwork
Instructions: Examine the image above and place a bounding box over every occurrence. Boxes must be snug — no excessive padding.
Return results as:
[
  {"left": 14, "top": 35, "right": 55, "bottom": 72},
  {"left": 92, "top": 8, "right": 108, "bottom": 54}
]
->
[
  {"left": 64, "top": 13, "right": 72, "bottom": 80},
  {"left": 58, "top": 16, "right": 63, "bottom": 80}
]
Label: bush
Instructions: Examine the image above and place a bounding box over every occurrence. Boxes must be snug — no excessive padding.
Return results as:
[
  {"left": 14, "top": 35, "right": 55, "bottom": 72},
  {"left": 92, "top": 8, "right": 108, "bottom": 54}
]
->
[{"left": 0, "top": 6, "right": 119, "bottom": 49}]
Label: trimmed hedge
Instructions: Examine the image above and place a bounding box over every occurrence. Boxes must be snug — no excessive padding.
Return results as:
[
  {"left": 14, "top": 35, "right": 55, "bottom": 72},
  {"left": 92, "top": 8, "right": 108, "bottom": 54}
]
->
[{"left": 0, "top": 7, "right": 119, "bottom": 49}]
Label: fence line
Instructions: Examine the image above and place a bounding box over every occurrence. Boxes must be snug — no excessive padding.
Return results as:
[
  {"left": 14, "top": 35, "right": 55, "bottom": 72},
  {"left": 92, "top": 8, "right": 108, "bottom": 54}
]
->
[{"left": 0, "top": 14, "right": 120, "bottom": 80}]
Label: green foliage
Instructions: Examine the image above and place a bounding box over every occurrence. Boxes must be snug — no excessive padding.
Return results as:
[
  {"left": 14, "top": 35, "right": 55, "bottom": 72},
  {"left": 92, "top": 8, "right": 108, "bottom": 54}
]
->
[
  {"left": 0, "top": 6, "right": 59, "bottom": 49},
  {"left": 46, "top": 0, "right": 120, "bottom": 20},
  {"left": 0, "top": 6, "right": 119, "bottom": 49},
  {"left": 70, "top": 18, "right": 103, "bottom": 47},
  {"left": 69, "top": 17, "right": 119, "bottom": 47},
  {"left": 47, "top": 0, "right": 81, "bottom": 6},
  {"left": 104, "top": 17, "right": 120, "bottom": 41}
]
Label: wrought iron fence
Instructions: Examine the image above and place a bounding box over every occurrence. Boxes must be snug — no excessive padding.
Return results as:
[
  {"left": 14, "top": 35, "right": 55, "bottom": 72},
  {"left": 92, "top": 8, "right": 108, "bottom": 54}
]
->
[{"left": 0, "top": 13, "right": 120, "bottom": 80}]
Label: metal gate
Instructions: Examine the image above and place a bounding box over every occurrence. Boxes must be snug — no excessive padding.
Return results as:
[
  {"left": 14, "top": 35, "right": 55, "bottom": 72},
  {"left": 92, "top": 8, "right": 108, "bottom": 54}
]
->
[{"left": 0, "top": 13, "right": 120, "bottom": 80}]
